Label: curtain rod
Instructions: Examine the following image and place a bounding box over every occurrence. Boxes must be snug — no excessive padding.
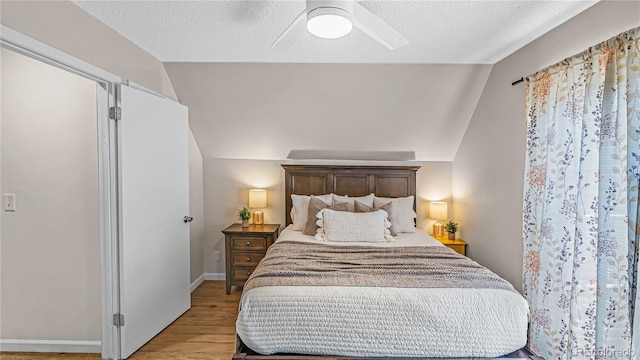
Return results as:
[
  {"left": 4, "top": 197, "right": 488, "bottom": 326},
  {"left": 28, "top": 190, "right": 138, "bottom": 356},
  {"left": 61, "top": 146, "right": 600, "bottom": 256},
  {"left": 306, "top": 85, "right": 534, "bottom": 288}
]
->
[{"left": 511, "top": 77, "right": 524, "bottom": 86}]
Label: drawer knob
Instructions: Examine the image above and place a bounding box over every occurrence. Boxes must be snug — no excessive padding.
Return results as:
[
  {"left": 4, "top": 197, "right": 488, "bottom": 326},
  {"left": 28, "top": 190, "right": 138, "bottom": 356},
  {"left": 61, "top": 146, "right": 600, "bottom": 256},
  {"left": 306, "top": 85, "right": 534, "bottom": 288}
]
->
[
  {"left": 247, "top": 257, "right": 251, "bottom": 261},
  {"left": 247, "top": 271, "right": 252, "bottom": 276},
  {"left": 245, "top": 241, "right": 251, "bottom": 246}
]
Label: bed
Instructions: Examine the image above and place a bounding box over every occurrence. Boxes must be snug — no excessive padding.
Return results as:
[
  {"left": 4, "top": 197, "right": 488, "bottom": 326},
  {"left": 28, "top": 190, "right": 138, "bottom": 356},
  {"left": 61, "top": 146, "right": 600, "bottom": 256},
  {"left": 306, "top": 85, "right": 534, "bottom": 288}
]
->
[{"left": 233, "top": 165, "right": 535, "bottom": 359}]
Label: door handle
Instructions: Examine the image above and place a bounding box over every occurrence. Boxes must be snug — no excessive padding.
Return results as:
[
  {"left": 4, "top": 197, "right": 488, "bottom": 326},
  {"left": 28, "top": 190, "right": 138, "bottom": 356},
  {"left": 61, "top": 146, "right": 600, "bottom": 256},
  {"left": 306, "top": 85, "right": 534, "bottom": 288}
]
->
[{"left": 183, "top": 216, "right": 193, "bottom": 223}]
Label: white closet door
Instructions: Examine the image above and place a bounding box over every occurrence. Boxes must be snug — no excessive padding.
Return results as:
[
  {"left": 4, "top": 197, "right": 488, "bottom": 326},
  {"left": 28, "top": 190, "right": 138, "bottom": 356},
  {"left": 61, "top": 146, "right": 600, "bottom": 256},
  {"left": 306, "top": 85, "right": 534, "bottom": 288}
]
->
[{"left": 119, "top": 84, "right": 190, "bottom": 358}]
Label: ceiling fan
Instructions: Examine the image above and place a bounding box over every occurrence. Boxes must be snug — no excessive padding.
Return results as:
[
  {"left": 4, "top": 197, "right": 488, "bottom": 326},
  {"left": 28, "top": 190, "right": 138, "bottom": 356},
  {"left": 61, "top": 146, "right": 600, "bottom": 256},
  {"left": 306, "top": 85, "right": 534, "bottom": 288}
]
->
[{"left": 271, "top": 0, "right": 409, "bottom": 50}]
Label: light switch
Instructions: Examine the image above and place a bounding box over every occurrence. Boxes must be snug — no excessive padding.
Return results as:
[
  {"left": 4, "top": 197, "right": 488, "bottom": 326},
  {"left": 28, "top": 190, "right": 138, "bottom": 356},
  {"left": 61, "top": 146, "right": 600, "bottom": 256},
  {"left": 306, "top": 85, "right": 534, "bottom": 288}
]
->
[{"left": 3, "top": 193, "right": 16, "bottom": 211}]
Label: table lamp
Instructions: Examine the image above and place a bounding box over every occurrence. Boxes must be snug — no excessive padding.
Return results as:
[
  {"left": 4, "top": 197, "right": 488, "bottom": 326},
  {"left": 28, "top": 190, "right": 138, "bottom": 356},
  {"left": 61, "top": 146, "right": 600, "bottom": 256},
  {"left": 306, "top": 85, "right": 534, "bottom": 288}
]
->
[
  {"left": 429, "top": 202, "right": 447, "bottom": 237},
  {"left": 249, "top": 189, "right": 267, "bottom": 225}
]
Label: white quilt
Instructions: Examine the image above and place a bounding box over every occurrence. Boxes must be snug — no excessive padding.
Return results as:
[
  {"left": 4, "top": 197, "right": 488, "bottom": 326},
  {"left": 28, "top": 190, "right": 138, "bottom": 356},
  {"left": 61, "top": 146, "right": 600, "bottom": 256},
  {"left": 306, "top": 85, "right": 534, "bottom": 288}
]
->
[{"left": 236, "top": 227, "right": 530, "bottom": 357}]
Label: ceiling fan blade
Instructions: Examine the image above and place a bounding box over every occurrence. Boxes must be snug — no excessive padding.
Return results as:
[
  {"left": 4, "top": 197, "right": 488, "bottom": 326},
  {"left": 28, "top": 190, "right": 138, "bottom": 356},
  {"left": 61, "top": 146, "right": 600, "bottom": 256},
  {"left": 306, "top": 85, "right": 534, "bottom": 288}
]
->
[
  {"left": 271, "top": 9, "right": 307, "bottom": 49},
  {"left": 352, "top": 2, "right": 408, "bottom": 50}
]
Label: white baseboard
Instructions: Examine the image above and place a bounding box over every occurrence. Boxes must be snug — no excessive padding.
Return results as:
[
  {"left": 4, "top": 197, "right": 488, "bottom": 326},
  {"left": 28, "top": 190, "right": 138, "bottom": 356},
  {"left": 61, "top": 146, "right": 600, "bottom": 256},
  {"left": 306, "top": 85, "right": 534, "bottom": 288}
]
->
[
  {"left": 190, "top": 273, "right": 225, "bottom": 292},
  {"left": 190, "top": 273, "right": 205, "bottom": 292},
  {"left": 0, "top": 339, "right": 101, "bottom": 353},
  {"left": 203, "top": 272, "right": 225, "bottom": 281}
]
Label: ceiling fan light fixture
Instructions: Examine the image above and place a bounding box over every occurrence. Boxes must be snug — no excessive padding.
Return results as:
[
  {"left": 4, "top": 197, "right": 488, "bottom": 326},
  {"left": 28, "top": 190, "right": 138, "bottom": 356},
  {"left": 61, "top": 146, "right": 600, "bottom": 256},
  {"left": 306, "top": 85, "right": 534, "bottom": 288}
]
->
[{"left": 306, "top": 7, "right": 353, "bottom": 39}]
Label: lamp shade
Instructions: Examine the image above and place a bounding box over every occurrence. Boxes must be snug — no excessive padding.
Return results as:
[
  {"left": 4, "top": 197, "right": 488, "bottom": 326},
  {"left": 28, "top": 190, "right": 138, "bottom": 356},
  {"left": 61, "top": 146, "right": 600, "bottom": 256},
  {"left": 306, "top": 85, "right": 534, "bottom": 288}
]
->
[
  {"left": 429, "top": 202, "right": 447, "bottom": 221},
  {"left": 249, "top": 189, "right": 267, "bottom": 209}
]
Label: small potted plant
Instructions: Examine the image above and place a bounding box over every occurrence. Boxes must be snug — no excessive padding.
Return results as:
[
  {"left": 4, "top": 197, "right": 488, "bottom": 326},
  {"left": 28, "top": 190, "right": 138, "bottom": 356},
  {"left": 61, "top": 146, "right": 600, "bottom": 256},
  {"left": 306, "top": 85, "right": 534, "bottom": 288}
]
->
[
  {"left": 444, "top": 220, "right": 459, "bottom": 240},
  {"left": 238, "top": 207, "right": 252, "bottom": 228}
]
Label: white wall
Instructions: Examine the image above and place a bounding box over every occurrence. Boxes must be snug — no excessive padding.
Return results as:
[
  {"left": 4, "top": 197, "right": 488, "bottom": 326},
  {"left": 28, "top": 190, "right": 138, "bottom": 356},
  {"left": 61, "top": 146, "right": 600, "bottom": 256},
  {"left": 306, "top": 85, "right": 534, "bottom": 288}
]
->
[
  {"left": 203, "top": 159, "right": 452, "bottom": 274},
  {"left": 0, "top": 48, "right": 101, "bottom": 341},
  {"left": 452, "top": 0, "right": 640, "bottom": 289}
]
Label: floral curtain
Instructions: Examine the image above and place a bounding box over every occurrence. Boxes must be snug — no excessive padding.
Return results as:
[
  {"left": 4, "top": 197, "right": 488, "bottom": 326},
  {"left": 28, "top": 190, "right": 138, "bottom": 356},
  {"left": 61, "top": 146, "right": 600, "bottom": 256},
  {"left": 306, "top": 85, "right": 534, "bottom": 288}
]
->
[{"left": 523, "top": 27, "right": 640, "bottom": 360}]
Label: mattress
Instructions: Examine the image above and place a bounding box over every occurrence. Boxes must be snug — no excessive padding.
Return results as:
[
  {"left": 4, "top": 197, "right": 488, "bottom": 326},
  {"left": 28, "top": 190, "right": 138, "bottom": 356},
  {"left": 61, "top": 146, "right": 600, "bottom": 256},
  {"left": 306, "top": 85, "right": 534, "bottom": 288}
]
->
[{"left": 236, "top": 227, "right": 529, "bottom": 357}]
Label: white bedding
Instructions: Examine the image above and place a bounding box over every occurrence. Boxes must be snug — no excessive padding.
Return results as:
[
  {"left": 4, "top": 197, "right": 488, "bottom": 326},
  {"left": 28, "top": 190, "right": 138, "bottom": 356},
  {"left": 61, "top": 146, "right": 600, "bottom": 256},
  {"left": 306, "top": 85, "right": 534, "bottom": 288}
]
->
[{"left": 237, "top": 227, "right": 529, "bottom": 357}]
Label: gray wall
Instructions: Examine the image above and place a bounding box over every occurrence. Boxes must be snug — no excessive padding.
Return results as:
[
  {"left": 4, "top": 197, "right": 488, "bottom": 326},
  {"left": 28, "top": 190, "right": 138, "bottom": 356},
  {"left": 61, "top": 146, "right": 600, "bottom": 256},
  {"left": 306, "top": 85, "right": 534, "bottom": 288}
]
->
[
  {"left": 188, "top": 130, "right": 205, "bottom": 283},
  {"left": 203, "top": 159, "right": 452, "bottom": 274},
  {"left": 452, "top": 0, "right": 640, "bottom": 289},
  {"left": 0, "top": 48, "right": 101, "bottom": 341}
]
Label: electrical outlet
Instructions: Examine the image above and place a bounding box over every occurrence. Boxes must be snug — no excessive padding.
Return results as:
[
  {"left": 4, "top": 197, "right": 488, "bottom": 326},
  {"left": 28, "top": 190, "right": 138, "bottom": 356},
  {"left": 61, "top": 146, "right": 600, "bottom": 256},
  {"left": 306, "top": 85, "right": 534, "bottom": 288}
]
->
[
  {"left": 3, "top": 194, "right": 16, "bottom": 211},
  {"left": 214, "top": 251, "right": 221, "bottom": 261}
]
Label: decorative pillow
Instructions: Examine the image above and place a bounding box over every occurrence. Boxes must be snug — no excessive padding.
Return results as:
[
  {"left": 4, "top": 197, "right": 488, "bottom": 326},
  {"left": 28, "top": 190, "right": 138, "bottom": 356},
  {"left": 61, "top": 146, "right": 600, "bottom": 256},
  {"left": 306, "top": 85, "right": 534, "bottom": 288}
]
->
[
  {"left": 303, "top": 197, "right": 348, "bottom": 236},
  {"left": 373, "top": 196, "right": 416, "bottom": 233},
  {"left": 291, "top": 193, "right": 333, "bottom": 231},
  {"left": 354, "top": 200, "right": 397, "bottom": 236},
  {"left": 315, "top": 209, "right": 392, "bottom": 243},
  {"left": 333, "top": 193, "right": 375, "bottom": 212}
]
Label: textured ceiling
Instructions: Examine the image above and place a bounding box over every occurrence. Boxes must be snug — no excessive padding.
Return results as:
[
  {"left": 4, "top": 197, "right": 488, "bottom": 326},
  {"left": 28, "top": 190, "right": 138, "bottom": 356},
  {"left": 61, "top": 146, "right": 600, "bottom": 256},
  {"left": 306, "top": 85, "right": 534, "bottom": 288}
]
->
[{"left": 72, "top": 0, "right": 598, "bottom": 64}]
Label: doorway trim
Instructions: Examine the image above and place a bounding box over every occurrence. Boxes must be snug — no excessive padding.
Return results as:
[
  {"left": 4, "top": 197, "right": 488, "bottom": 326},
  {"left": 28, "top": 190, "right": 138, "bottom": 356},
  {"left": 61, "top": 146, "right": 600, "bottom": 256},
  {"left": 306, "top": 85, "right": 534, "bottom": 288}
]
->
[{"left": 1, "top": 25, "right": 121, "bottom": 360}]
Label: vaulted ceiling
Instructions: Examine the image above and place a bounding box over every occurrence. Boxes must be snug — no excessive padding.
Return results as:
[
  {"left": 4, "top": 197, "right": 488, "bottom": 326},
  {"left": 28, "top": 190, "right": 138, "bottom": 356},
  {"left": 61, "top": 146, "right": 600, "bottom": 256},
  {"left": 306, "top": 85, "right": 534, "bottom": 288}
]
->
[
  {"left": 72, "top": 0, "right": 599, "bottom": 161},
  {"left": 164, "top": 62, "right": 492, "bottom": 160}
]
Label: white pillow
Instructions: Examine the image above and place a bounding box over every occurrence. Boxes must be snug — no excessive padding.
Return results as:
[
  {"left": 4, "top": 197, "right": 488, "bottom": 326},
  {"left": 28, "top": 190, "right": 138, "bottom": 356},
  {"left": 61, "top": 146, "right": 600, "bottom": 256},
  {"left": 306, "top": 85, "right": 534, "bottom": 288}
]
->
[
  {"left": 373, "top": 196, "right": 416, "bottom": 233},
  {"left": 291, "top": 193, "right": 333, "bottom": 231},
  {"left": 314, "top": 208, "right": 393, "bottom": 242},
  {"left": 333, "top": 193, "right": 374, "bottom": 212}
]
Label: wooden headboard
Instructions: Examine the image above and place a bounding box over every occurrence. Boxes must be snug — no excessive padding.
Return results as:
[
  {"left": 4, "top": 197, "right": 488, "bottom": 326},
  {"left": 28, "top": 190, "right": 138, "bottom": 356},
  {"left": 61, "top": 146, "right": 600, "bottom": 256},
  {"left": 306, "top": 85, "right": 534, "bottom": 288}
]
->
[{"left": 282, "top": 164, "right": 420, "bottom": 226}]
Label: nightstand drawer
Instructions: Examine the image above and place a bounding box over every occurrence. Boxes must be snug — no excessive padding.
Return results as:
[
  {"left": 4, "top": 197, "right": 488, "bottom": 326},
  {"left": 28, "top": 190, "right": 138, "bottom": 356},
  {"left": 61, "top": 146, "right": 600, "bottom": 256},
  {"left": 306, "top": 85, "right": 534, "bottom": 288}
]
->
[
  {"left": 232, "top": 252, "right": 264, "bottom": 266},
  {"left": 448, "top": 244, "right": 466, "bottom": 255},
  {"left": 231, "top": 236, "right": 267, "bottom": 250},
  {"left": 233, "top": 266, "right": 256, "bottom": 282}
]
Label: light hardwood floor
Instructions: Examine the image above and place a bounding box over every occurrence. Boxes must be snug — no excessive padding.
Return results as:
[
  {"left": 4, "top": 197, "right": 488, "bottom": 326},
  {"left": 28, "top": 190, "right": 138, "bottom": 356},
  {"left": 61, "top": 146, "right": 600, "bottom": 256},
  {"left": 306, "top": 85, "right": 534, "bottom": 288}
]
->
[{"left": 0, "top": 281, "right": 241, "bottom": 360}]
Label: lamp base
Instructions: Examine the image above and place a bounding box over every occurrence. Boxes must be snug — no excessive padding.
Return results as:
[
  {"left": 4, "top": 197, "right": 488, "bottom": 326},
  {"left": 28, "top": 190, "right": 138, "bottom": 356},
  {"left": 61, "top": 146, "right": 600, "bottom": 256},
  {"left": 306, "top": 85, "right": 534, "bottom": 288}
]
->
[
  {"left": 252, "top": 210, "right": 264, "bottom": 225},
  {"left": 433, "top": 222, "right": 444, "bottom": 237}
]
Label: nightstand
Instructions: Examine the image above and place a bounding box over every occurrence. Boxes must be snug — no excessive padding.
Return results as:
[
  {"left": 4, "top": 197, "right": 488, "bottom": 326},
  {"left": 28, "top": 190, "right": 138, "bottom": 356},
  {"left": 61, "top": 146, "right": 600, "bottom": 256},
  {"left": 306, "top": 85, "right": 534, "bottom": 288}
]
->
[
  {"left": 435, "top": 236, "right": 467, "bottom": 256},
  {"left": 222, "top": 223, "right": 280, "bottom": 295}
]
